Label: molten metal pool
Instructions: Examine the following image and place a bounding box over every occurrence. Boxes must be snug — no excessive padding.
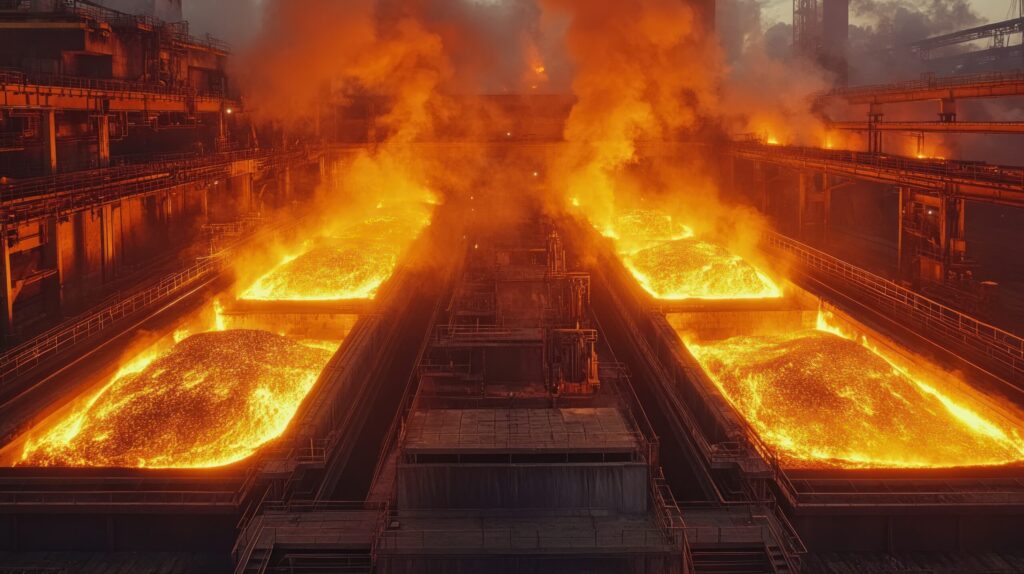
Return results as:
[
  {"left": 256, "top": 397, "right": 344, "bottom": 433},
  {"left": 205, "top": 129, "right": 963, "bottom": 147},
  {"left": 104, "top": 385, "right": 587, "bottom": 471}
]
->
[
  {"left": 15, "top": 330, "right": 335, "bottom": 468},
  {"left": 684, "top": 320, "right": 1024, "bottom": 469},
  {"left": 240, "top": 213, "right": 429, "bottom": 302},
  {"left": 605, "top": 209, "right": 781, "bottom": 300}
]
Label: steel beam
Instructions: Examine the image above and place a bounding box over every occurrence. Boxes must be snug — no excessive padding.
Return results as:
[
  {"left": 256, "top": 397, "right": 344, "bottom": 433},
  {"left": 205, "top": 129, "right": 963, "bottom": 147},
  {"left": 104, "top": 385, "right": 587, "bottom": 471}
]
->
[
  {"left": 829, "top": 120, "right": 1024, "bottom": 134},
  {"left": 729, "top": 143, "right": 1024, "bottom": 208},
  {"left": 817, "top": 71, "right": 1024, "bottom": 105}
]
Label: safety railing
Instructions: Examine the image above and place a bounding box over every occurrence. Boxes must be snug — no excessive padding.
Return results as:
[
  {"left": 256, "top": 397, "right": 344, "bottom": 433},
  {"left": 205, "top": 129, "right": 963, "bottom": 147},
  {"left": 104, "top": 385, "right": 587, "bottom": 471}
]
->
[
  {"left": 0, "top": 68, "right": 228, "bottom": 99},
  {"left": 684, "top": 525, "right": 770, "bottom": 546},
  {"left": 0, "top": 255, "right": 222, "bottom": 386},
  {"left": 0, "top": 148, "right": 305, "bottom": 225},
  {"left": 764, "top": 231, "right": 1024, "bottom": 380},
  {"left": 0, "top": 148, "right": 267, "bottom": 202},
  {"left": 0, "top": 0, "right": 233, "bottom": 53},
  {"left": 262, "top": 500, "right": 388, "bottom": 514},
  {"left": 821, "top": 70, "right": 1024, "bottom": 101},
  {"left": 434, "top": 325, "right": 545, "bottom": 345},
  {"left": 731, "top": 142, "right": 1024, "bottom": 196}
]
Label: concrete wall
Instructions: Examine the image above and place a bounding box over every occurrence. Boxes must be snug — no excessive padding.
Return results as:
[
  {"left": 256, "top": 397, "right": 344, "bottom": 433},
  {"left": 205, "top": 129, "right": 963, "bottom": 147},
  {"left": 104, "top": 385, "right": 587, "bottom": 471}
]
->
[
  {"left": 794, "top": 512, "right": 1024, "bottom": 552},
  {"left": 396, "top": 463, "right": 649, "bottom": 513},
  {"left": 0, "top": 511, "right": 235, "bottom": 552}
]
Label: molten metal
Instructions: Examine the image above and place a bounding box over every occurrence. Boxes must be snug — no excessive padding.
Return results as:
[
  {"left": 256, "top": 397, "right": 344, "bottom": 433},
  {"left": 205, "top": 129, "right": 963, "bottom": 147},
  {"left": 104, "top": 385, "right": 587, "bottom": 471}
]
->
[
  {"left": 606, "top": 209, "right": 781, "bottom": 300},
  {"left": 241, "top": 213, "right": 428, "bottom": 302},
  {"left": 687, "top": 326, "right": 1024, "bottom": 469},
  {"left": 17, "top": 330, "right": 334, "bottom": 468},
  {"left": 626, "top": 239, "right": 782, "bottom": 300},
  {"left": 241, "top": 240, "right": 397, "bottom": 301}
]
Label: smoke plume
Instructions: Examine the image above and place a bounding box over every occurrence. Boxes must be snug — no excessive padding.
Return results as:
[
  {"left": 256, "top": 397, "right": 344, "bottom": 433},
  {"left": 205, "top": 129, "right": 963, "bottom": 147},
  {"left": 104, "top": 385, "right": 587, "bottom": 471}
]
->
[{"left": 538, "top": 0, "right": 722, "bottom": 232}]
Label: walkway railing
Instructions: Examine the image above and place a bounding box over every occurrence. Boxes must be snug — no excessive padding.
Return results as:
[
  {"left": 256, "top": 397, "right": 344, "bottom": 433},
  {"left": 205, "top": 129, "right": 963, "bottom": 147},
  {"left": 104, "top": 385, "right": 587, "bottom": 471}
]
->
[
  {"left": 764, "top": 231, "right": 1024, "bottom": 381},
  {"left": 0, "top": 255, "right": 222, "bottom": 387}
]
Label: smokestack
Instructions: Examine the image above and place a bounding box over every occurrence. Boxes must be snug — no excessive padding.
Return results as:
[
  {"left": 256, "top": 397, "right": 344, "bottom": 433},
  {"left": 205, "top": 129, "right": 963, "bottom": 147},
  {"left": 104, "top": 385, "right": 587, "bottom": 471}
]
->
[{"left": 821, "top": 0, "right": 849, "bottom": 84}]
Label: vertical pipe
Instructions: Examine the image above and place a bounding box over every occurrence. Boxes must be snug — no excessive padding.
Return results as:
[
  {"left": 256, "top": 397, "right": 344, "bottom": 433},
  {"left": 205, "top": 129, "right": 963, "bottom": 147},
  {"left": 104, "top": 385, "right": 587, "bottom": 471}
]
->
[
  {"left": 44, "top": 217, "right": 63, "bottom": 318},
  {"left": 97, "top": 115, "right": 110, "bottom": 168},
  {"left": 0, "top": 230, "right": 13, "bottom": 340},
  {"left": 897, "top": 187, "right": 905, "bottom": 276},
  {"left": 41, "top": 108, "right": 58, "bottom": 175}
]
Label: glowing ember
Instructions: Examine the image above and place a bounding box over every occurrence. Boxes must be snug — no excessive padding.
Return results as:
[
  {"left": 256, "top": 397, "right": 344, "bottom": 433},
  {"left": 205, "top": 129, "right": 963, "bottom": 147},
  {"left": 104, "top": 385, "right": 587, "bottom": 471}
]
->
[
  {"left": 687, "top": 329, "right": 1024, "bottom": 469},
  {"left": 241, "top": 240, "right": 398, "bottom": 301},
  {"left": 241, "top": 213, "right": 428, "bottom": 302},
  {"left": 604, "top": 209, "right": 780, "bottom": 300},
  {"left": 625, "top": 239, "right": 782, "bottom": 300},
  {"left": 17, "top": 330, "right": 334, "bottom": 468}
]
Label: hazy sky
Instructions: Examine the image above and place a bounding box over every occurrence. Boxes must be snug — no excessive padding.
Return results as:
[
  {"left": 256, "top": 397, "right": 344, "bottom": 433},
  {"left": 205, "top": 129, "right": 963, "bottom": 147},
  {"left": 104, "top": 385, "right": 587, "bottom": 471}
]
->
[
  {"left": 760, "top": 0, "right": 1015, "bottom": 27},
  {"left": 183, "top": 0, "right": 1017, "bottom": 46}
]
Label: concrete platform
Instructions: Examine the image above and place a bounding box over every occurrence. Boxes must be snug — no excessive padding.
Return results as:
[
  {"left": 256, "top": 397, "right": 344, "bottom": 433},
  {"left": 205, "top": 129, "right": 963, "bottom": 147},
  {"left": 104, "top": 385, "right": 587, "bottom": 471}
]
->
[
  {"left": 378, "top": 511, "right": 679, "bottom": 555},
  {"left": 403, "top": 408, "right": 641, "bottom": 456}
]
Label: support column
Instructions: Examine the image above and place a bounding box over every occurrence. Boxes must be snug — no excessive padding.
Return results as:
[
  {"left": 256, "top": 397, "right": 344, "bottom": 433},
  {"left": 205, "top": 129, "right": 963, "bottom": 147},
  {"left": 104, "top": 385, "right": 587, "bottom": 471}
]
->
[
  {"left": 97, "top": 115, "right": 110, "bottom": 168},
  {"left": 897, "top": 187, "right": 906, "bottom": 277},
  {"left": 0, "top": 230, "right": 13, "bottom": 340},
  {"left": 41, "top": 109, "right": 57, "bottom": 175},
  {"left": 218, "top": 110, "right": 229, "bottom": 151},
  {"left": 868, "top": 103, "right": 884, "bottom": 154},
  {"left": 940, "top": 190, "right": 967, "bottom": 272},
  {"left": 100, "top": 205, "right": 118, "bottom": 283},
  {"left": 43, "top": 217, "right": 63, "bottom": 318},
  {"left": 939, "top": 98, "right": 957, "bottom": 123}
]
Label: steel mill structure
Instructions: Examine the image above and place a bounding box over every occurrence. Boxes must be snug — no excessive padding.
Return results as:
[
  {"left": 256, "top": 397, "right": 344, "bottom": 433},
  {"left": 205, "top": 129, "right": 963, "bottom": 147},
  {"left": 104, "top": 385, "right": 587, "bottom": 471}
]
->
[{"left": 0, "top": 2, "right": 1023, "bottom": 574}]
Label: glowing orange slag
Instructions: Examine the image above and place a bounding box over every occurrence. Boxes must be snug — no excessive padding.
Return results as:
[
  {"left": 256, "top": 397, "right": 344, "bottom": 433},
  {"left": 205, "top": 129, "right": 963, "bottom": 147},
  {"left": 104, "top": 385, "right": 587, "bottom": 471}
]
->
[
  {"left": 241, "top": 213, "right": 428, "bottom": 302},
  {"left": 605, "top": 209, "right": 781, "bottom": 300},
  {"left": 684, "top": 315, "right": 1024, "bottom": 469},
  {"left": 16, "top": 330, "right": 335, "bottom": 468}
]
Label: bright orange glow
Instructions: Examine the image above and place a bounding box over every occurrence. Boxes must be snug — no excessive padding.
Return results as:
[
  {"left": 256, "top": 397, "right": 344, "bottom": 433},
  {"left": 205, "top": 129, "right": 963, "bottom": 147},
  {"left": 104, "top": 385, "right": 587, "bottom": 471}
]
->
[
  {"left": 626, "top": 239, "right": 783, "bottom": 300},
  {"left": 602, "top": 209, "right": 781, "bottom": 300},
  {"left": 241, "top": 240, "right": 396, "bottom": 301},
  {"left": 241, "top": 211, "right": 429, "bottom": 302},
  {"left": 16, "top": 330, "right": 336, "bottom": 468},
  {"left": 765, "top": 136, "right": 779, "bottom": 145},
  {"left": 684, "top": 312, "right": 1024, "bottom": 469}
]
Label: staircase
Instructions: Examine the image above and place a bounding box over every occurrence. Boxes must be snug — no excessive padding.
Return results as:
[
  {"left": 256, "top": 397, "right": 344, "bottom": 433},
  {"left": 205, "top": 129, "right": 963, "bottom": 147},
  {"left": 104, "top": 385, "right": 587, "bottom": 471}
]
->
[
  {"left": 271, "top": 553, "right": 372, "bottom": 573},
  {"left": 239, "top": 546, "right": 272, "bottom": 574},
  {"left": 690, "top": 546, "right": 775, "bottom": 574}
]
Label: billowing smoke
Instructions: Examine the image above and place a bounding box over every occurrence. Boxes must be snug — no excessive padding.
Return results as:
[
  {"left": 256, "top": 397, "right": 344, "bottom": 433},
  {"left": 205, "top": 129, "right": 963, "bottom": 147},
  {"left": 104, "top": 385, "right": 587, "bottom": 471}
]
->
[{"left": 537, "top": 0, "right": 722, "bottom": 233}]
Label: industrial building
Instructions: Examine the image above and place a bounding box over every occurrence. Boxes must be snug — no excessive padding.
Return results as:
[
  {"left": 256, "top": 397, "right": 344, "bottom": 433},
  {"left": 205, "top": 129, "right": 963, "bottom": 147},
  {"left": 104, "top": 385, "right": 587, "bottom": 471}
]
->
[{"left": 0, "top": 0, "right": 1022, "bottom": 573}]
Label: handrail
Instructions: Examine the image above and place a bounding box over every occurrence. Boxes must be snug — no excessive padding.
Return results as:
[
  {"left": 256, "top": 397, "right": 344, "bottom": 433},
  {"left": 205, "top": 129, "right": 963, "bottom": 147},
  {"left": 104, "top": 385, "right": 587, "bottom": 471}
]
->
[
  {"left": 764, "top": 230, "right": 1024, "bottom": 380},
  {"left": 0, "top": 255, "right": 222, "bottom": 386},
  {"left": 0, "top": 148, "right": 312, "bottom": 225},
  {"left": 730, "top": 142, "right": 1024, "bottom": 200},
  {"left": 0, "top": 69, "right": 229, "bottom": 99},
  {"left": 0, "top": 213, "right": 300, "bottom": 388},
  {"left": 0, "top": 0, "right": 232, "bottom": 53},
  {"left": 818, "top": 70, "right": 1024, "bottom": 101}
]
